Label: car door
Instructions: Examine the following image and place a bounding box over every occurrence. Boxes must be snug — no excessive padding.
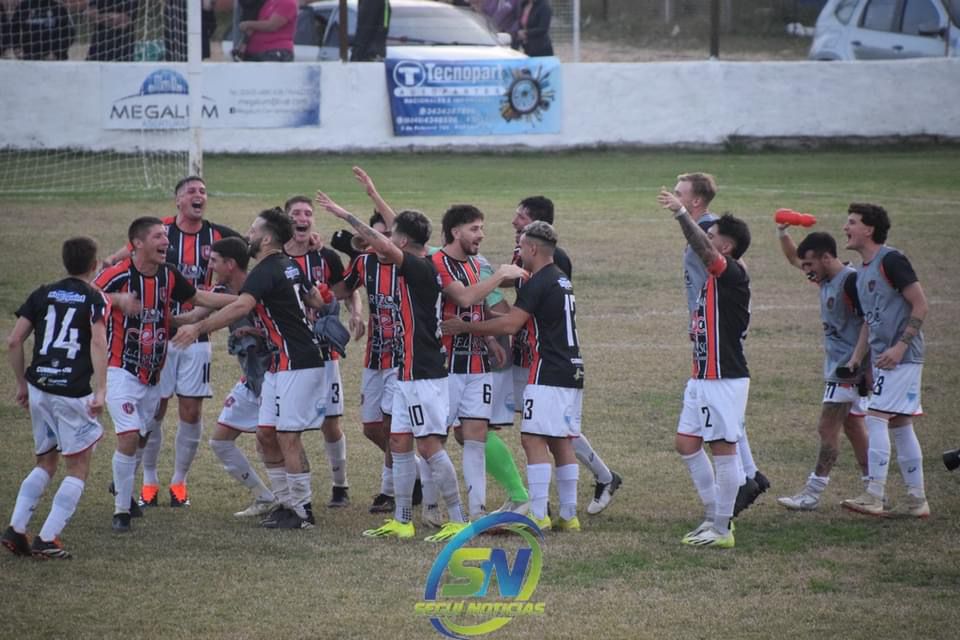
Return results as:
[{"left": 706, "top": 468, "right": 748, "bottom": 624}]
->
[
  {"left": 318, "top": 7, "right": 358, "bottom": 61},
  {"left": 851, "top": 0, "right": 904, "bottom": 58},
  {"left": 293, "top": 5, "right": 330, "bottom": 61},
  {"left": 895, "top": 0, "right": 950, "bottom": 57}
]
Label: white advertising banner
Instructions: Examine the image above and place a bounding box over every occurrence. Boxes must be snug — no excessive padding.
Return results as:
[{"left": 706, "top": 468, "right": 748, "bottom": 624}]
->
[{"left": 101, "top": 64, "right": 321, "bottom": 130}]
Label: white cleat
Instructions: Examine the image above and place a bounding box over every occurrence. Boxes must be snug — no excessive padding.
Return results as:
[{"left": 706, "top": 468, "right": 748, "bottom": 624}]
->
[
  {"left": 587, "top": 471, "right": 622, "bottom": 515},
  {"left": 422, "top": 505, "right": 446, "bottom": 529},
  {"left": 777, "top": 491, "right": 820, "bottom": 511},
  {"left": 493, "top": 499, "right": 530, "bottom": 517},
  {"left": 234, "top": 499, "right": 279, "bottom": 518}
]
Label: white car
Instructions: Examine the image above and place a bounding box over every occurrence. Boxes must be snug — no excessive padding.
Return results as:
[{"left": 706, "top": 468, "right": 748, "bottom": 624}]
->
[
  {"left": 808, "top": 0, "right": 959, "bottom": 60},
  {"left": 223, "top": 0, "right": 526, "bottom": 62}
]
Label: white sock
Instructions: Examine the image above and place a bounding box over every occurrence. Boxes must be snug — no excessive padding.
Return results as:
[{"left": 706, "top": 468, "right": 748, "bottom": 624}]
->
[
  {"left": 526, "top": 463, "right": 552, "bottom": 521},
  {"left": 573, "top": 434, "right": 613, "bottom": 484},
  {"left": 713, "top": 454, "right": 739, "bottom": 535},
  {"left": 392, "top": 451, "right": 417, "bottom": 523},
  {"left": 210, "top": 439, "right": 274, "bottom": 501},
  {"left": 141, "top": 417, "right": 162, "bottom": 486},
  {"left": 738, "top": 427, "right": 758, "bottom": 479},
  {"left": 462, "top": 439, "right": 487, "bottom": 518},
  {"left": 380, "top": 464, "right": 394, "bottom": 496},
  {"left": 266, "top": 467, "right": 289, "bottom": 505},
  {"left": 10, "top": 467, "right": 51, "bottom": 533},
  {"left": 681, "top": 449, "right": 716, "bottom": 523},
  {"left": 171, "top": 420, "right": 202, "bottom": 485},
  {"left": 807, "top": 473, "right": 829, "bottom": 495},
  {"left": 112, "top": 451, "right": 137, "bottom": 514},
  {"left": 416, "top": 454, "right": 437, "bottom": 507},
  {"left": 38, "top": 476, "right": 84, "bottom": 542},
  {"left": 286, "top": 471, "right": 312, "bottom": 515},
  {"left": 324, "top": 436, "right": 348, "bottom": 487},
  {"left": 555, "top": 464, "right": 578, "bottom": 521},
  {"left": 428, "top": 450, "right": 466, "bottom": 523},
  {"left": 866, "top": 415, "right": 891, "bottom": 497},
  {"left": 892, "top": 423, "right": 925, "bottom": 499}
]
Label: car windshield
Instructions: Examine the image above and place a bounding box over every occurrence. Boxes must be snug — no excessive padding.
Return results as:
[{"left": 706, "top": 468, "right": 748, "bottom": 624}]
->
[{"left": 388, "top": 7, "right": 499, "bottom": 46}]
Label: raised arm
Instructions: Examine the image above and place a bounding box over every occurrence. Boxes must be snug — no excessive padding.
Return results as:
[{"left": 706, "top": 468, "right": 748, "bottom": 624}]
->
[
  {"left": 316, "top": 191, "right": 404, "bottom": 265},
  {"left": 657, "top": 188, "right": 721, "bottom": 267},
  {"left": 777, "top": 224, "right": 803, "bottom": 270},
  {"left": 353, "top": 166, "right": 397, "bottom": 228}
]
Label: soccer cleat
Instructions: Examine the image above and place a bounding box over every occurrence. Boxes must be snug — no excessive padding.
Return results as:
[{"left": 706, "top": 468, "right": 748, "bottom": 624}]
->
[
  {"left": 422, "top": 505, "right": 446, "bottom": 529},
  {"left": 303, "top": 502, "right": 316, "bottom": 525},
  {"left": 493, "top": 498, "right": 530, "bottom": 516},
  {"left": 112, "top": 512, "right": 132, "bottom": 533},
  {"left": 733, "top": 476, "right": 761, "bottom": 517},
  {"left": 369, "top": 493, "right": 395, "bottom": 514},
  {"left": 753, "top": 470, "right": 771, "bottom": 493},
  {"left": 777, "top": 491, "right": 820, "bottom": 511},
  {"left": 138, "top": 484, "right": 159, "bottom": 508},
  {"left": 169, "top": 484, "right": 190, "bottom": 507},
  {"left": 261, "top": 507, "right": 313, "bottom": 530},
  {"left": 31, "top": 537, "right": 71, "bottom": 560},
  {"left": 556, "top": 516, "right": 581, "bottom": 532},
  {"left": 412, "top": 478, "right": 423, "bottom": 506},
  {"left": 681, "top": 520, "right": 713, "bottom": 542},
  {"left": 129, "top": 498, "right": 144, "bottom": 519},
  {"left": 2, "top": 526, "right": 31, "bottom": 557},
  {"left": 362, "top": 518, "right": 415, "bottom": 539},
  {"left": 886, "top": 495, "right": 931, "bottom": 519},
  {"left": 328, "top": 485, "right": 350, "bottom": 508},
  {"left": 682, "top": 527, "right": 735, "bottom": 548},
  {"left": 234, "top": 499, "right": 279, "bottom": 518},
  {"left": 587, "top": 471, "right": 622, "bottom": 515},
  {"left": 424, "top": 521, "right": 469, "bottom": 543},
  {"left": 258, "top": 504, "right": 286, "bottom": 527},
  {"left": 841, "top": 492, "right": 886, "bottom": 517}
]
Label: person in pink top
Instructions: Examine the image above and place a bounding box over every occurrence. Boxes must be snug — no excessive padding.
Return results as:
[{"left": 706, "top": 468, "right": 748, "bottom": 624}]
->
[{"left": 238, "top": 0, "right": 297, "bottom": 62}]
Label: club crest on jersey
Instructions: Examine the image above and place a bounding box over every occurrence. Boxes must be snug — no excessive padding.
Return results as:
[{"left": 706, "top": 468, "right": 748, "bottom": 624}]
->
[
  {"left": 201, "top": 245, "right": 211, "bottom": 259},
  {"left": 141, "top": 308, "right": 161, "bottom": 323},
  {"left": 868, "top": 280, "right": 876, "bottom": 292},
  {"left": 224, "top": 396, "right": 236, "bottom": 408},
  {"left": 122, "top": 402, "right": 135, "bottom": 415},
  {"left": 312, "top": 266, "right": 325, "bottom": 282}
]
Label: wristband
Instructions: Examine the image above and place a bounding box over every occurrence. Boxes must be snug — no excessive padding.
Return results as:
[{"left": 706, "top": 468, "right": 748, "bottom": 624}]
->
[{"left": 674, "top": 206, "right": 689, "bottom": 219}]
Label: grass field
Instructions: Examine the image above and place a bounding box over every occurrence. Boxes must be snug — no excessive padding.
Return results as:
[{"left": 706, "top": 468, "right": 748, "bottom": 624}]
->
[{"left": 1, "top": 149, "right": 958, "bottom": 640}]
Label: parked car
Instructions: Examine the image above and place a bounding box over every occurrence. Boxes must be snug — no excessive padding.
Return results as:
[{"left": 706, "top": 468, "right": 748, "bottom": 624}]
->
[
  {"left": 808, "top": 0, "right": 959, "bottom": 60},
  {"left": 223, "top": 0, "right": 524, "bottom": 61}
]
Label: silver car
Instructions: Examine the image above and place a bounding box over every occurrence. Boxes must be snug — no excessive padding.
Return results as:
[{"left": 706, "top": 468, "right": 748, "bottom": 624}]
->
[{"left": 808, "top": 0, "right": 959, "bottom": 60}]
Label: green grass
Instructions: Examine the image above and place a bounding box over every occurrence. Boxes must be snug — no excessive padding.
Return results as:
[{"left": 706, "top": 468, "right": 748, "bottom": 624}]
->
[{"left": 1, "top": 148, "right": 959, "bottom": 640}]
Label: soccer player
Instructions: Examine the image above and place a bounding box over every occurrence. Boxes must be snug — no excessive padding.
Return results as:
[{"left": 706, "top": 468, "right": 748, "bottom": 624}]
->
[
  {"left": 433, "top": 204, "right": 530, "bottom": 522},
  {"left": 284, "top": 194, "right": 365, "bottom": 508},
  {"left": 774, "top": 225, "right": 870, "bottom": 510},
  {"left": 316, "top": 191, "right": 469, "bottom": 542},
  {"left": 442, "top": 220, "right": 585, "bottom": 532},
  {"left": 840, "top": 203, "right": 930, "bottom": 518},
  {"left": 174, "top": 208, "right": 333, "bottom": 530},
  {"left": 509, "top": 196, "right": 622, "bottom": 515},
  {"left": 3, "top": 237, "right": 108, "bottom": 559},
  {"left": 96, "top": 217, "right": 236, "bottom": 533},
  {"left": 669, "top": 173, "right": 768, "bottom": 512},
  {"left": 106, "top": 176, "right": 242, "bottom": 509},
  {"left": 173, "top": 237, "right": 278, "bottom": 518},
  {"left": 657, "top": 187, "right": 753, "bottom": 549}
]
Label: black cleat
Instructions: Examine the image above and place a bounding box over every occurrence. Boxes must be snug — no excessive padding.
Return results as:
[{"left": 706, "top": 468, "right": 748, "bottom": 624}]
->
[
  {"left": 112, "top": 512, "right": 132, "bottom": 533},
  {"left": 369, "top": 493, "right": 395, "bottom": 514},
  {"left": 258, "top": 504, "right": 285, "bottom": 527},
  {"left": 2, "top": 526, "right": 31, "bottom": 557},
  {"left": 31, "top": 537, "right": 71, "bottom": 560},
  {"left": 261, "top": 507, "right": 313, "bottom": 530},
  {"left": 753, "top": 470, "right": 771, "bottom": 493},
  {"left": 733, "top": 476, "right": 761, "bottom": 517},
  {"left": 413, "top": 478, "right": 423, "bottom": 506},
  {"left": 129, "top": 498, "right": 144, "bottom": 519},
  {"left": 169, "top": 485, "right": 191, "bottom": 507},
  {"left": 304, "top": 502, "right": 316, "bottom": 525},
  {"left": 327, "top": 486, "right": 350, "bottom": 508}
]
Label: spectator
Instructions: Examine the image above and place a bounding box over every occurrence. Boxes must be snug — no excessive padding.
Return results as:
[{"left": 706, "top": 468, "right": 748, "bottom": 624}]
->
[
  {"left": 517, "top": 0, "right": 552, "bottom": 57},
  {"left": 86, "top": 0, "right": 138, "bottom": 61},
  {"left": 238, "top": 0, "right": 296, "bottom": 61},
  {"left": 164, "top": 0, "right": 217, "bottom": 61},
  {"left": 470, "top": 0, "right": 520, "bottom": 42},
  {"left": 351, "top": 0, "right": 389, "bottom": 62},
  {"left": 10, "top": 0, "right": 75, "bottom": 60}
]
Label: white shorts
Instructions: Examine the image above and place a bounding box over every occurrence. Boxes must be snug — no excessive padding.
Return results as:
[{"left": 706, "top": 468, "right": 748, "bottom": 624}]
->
[
  {"left": 217, "top": 381, "right": 260, "bottom": 434},
  {"left": 258, "top": 368, "right": 327, "bottom": 432},
  {"left": 106, "top": 367, "right": 163, "bottom": 436},
  {"left": 822, "top": 381, "right": 868, "bottom": 417},
  {"left": 28, "top": 384, "right": 104, "bottom": 456},
  {"left": 677, "top": 378, "right": 749, "bottom": 443},
  {"left": 489, "top": 367, "right": 515, "bottom": 426},
  {"left": 322, "top": 359, "right": 344, "bottom": 418},
  {"left": 511, "top": 365, "right": 529, "bottom": 413},
  {"left": 391, "top": 378, "right": 450, "bottom": 438},
  {"left": 158, "top": 340, "right": 213, "bottom": 399},
  {"left": 447, "top": 373, "right": 493, "bottom": 425},
  {"left": 869, "top": 363, "right": 923, "bottom": 416},
  {"left": 520, "top": 384, "right": 582, "bottom": 439},
  {"left": 360, "top": 367, "right": 398, "bottom": 424}
]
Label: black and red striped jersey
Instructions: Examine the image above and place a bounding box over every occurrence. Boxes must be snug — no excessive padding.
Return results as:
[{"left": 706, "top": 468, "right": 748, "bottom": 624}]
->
[
  {"left": 396, "top": 253, "right": 446, "bottom": 381},
  {"left": 432, "top": 250, "right": 490, "bottom": 374},
  {"left": 287, "top": 246, "right": 346, "bottom": 362},
  {"left": 95, "top": 260, "right": 196, "bottom": 386},
  {"left": 512, "top": 244, "right": 572, "bottom": 368},
  {"left": 513, "top": 264, "right": 584, "bottom": 389},
  {"left": 240, "top": 252, "right": 322, "bottom": 373},
  {"left": 16, "top": 277, "right": 108, "bottom": 398},
  {"left": 342, "top": 252, "right": 403, "bottom": 370},
  {"left": 690, "top": 256, "right": 750, "bottom": 380}
]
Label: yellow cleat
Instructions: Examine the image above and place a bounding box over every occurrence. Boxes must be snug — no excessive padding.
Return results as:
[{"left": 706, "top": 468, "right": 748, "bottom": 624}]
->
[
  {"left": 362, "top": 518, "right": 415, "bottom": 539},
  {"left": 424, "top": 521, "right": 468, "bottom": 543},
  {"left": 556, "top": 516, "right": 581, "bottom": 532}
]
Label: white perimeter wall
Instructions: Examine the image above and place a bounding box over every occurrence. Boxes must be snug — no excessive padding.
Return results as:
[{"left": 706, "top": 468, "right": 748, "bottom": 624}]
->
[{"left": 2, "top": 58, "right": 959, "bottom": 152}]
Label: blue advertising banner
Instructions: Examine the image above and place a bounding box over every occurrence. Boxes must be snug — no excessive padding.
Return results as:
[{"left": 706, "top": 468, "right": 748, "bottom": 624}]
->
[{"left": 386, "top": 57, "right": 561, "bottom": 137}]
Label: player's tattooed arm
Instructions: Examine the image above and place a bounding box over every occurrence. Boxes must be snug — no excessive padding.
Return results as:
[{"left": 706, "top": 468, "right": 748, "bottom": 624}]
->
[
  {"left": 315, "top": 191, "right": 403, "bottom": 265},
  {"left": 675, "top": 211, "right": 720, "bottom": 266}
]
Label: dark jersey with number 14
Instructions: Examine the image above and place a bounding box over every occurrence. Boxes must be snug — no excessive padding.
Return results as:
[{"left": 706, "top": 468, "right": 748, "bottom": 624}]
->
[
  {"left": 513, "top": 263, "right": 584, "bottom": 389},
  {"left": 16, "top": 278, "right": 107, "bottom": 398}
]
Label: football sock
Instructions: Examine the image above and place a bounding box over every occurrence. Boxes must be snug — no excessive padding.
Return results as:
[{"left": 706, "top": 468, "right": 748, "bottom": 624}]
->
[
  {"left": 428, "top": 450, "right": 466, "bottom": 523},
  {"left": 141, "top": 417, "right": 162, "bottom": 486},
  {"left": 484, "top": 432, "right": 528, "bottom": 502},
  {"left": 555, "top": 463, "right": 578, "bottom": 521},
  {"left": 807, "top": 473, "right": 829, "bottom": 495},
  {"left": 171, "top": 420, "right": 201, "bottom": 485},
  {"left": 392, "top": 451, "right": 416, "bottom": 523},
  {"left": 416, "top": 454, "right": 437, "bottom": 507},
  {"left": 573, "top": 434, "right": 613, "bottom": 484},
  {"left": 681, "top": 449, "right": 716, "bottom": 524},
  {"left": 892, "top": 423, "right": 925, "bottom": 498},
  {"left": 380, "top": 463, "right": 394, "bottom": 497},
  {"left": 38, "top": 476, "right": 84, "bottom": 542},
  {"left": 324, "top": 436, "right": 348, "bottom": 487},
  {"left": 713, "top": 454, "right": 739, "bottom": 535},
  {"left": 112, "top": 451, "right": 137, "bottom": 514},
  {"left": 526, "top": 463, "right": 552, "bottom": 521},
  {"left": 866, "top": 414, "right": 891, "bottom": 497},
  {"left": 210, "top": 439, "right": 273, "bottom": 500},
  {"left": 738, "top": 427, "right": 759, "bottom": 479},
  {"left": 462, "top": 439, "right": 487, "bottom": 518},
  {"left": 266, "top": 466, "right": 290, "bottom": 505},
  {"left": 286, "top": 472, "right": 312, "bottom": 516},
  {"left": 10, "top": 466, "right": 51, "bottom": 533}
]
